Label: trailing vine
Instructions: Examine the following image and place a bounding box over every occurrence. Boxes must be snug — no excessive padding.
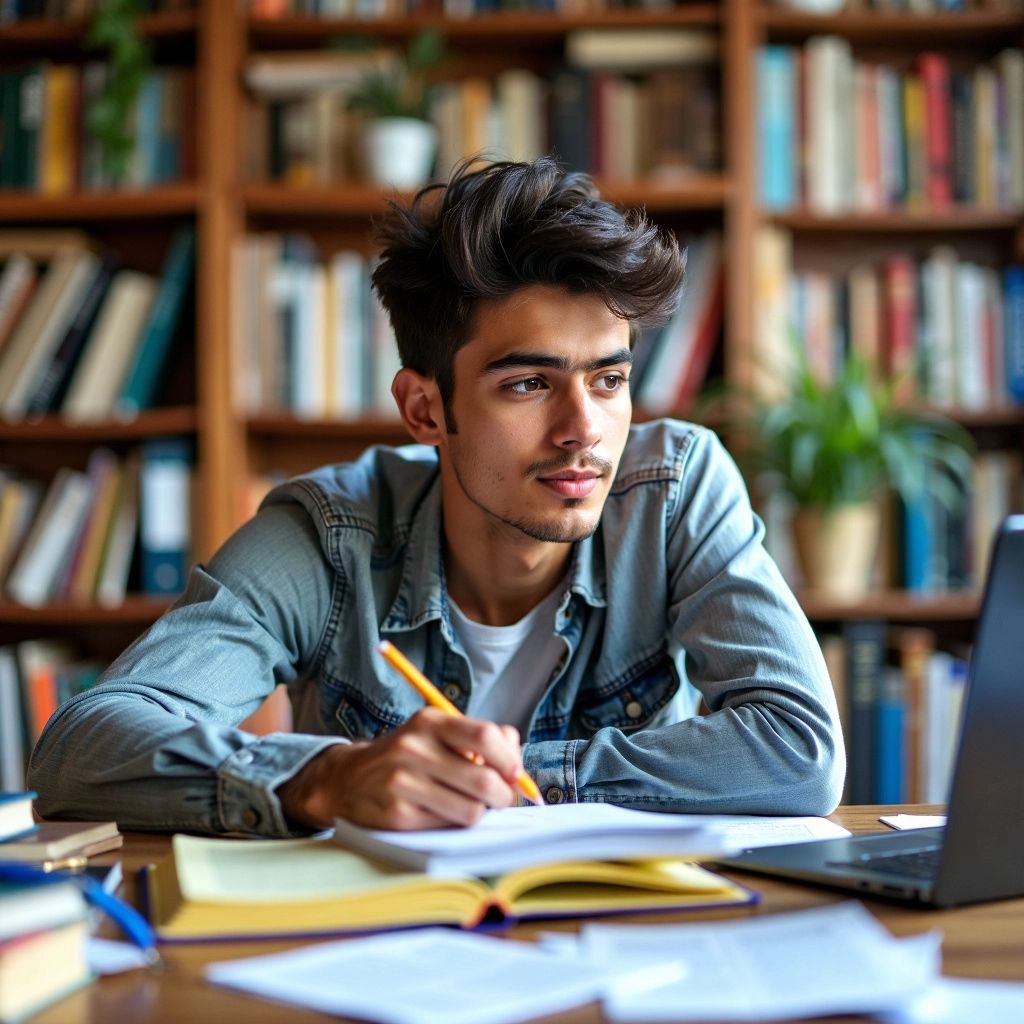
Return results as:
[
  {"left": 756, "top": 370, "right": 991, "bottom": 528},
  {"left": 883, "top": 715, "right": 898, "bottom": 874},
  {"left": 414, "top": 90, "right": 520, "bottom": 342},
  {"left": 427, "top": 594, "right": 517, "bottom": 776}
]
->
[{"left": 85, "top": 0, "right": 151, "bottom": 184}]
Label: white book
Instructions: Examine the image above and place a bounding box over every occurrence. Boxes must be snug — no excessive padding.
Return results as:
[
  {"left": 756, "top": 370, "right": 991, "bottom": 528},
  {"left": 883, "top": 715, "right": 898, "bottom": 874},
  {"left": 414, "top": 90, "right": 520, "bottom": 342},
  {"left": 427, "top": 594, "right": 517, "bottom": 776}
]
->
[
  {"left": 6, "top": 467, "right": 92, "bottom": 607},
  {"left": 920, "top": 245, "right": 958, "bottom": 407},
  {"left": 496, "top": 69, "right": 544, "bottom": 164},
  {"left": 292, "top": 261, "right": 327, "bottom": 419},
  {"left": 62, "top": 270, "right": 156, "bottom": 422},
  {"left": 806, "top": 36, "right": 854, "bottom": 213},
  {"left": 953, "top": 262, "right": 988, "bottom": 409},
  {"left": 329, "top": 251, "right": 367, "bottom": 418}
]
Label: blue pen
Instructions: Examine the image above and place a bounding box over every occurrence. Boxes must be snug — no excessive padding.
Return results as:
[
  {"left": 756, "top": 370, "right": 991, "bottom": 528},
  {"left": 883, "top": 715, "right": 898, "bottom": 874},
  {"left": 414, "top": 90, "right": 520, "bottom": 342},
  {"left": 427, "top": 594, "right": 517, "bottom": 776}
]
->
[{"left": 0, "top": 862, "right": 161, "bottom": 967}]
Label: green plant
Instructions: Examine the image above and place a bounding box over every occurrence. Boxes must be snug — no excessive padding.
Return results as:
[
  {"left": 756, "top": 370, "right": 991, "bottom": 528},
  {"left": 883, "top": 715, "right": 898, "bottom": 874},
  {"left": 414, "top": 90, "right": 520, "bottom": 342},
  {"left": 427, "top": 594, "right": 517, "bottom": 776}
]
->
[
  {"left": 345, "top": 30, "right": 445, "bottom": 121},
  {"left": 740, "top": 348, "right": 974, "bottom": 510},
  {"left": 86, "top": 0, "right": 152, "bottom": 183}
]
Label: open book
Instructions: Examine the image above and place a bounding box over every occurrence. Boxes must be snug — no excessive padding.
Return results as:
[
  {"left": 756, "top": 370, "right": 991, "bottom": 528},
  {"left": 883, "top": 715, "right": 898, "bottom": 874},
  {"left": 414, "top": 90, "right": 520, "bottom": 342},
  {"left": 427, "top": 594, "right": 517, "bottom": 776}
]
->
[{"left": 145, "top": 834, "right": 755, "bottom": 942}]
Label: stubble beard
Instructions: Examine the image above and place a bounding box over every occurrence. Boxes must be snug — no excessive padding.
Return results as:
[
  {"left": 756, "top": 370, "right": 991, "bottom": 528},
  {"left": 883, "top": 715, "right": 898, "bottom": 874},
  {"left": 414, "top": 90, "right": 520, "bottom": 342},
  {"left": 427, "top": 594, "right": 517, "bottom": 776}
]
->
[{"left": 449, "top": 449, "right": 615, "bottom": 544}]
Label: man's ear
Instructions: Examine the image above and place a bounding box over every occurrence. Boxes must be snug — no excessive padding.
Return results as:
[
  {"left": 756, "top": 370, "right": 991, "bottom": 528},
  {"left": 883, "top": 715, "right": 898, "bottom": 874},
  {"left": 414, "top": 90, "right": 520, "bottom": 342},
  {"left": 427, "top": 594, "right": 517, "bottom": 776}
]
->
[{"left": 391, "top": 368, "right": 445, "bottom": 446}]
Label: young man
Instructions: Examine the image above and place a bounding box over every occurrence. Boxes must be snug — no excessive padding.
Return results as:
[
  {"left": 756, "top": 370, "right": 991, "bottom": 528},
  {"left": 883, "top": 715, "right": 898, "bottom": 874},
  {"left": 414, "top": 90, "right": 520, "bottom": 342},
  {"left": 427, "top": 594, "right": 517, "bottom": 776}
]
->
[{"left": 30, "top": 159, "right": 844, "bottom": 836}]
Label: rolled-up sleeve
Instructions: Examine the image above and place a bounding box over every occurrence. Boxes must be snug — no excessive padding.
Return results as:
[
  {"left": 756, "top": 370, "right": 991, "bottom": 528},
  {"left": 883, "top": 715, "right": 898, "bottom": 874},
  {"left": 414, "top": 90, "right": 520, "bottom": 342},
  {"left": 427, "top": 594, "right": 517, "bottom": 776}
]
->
[{"left": 28, "top": 502, "right": 345, "bottom": 836}]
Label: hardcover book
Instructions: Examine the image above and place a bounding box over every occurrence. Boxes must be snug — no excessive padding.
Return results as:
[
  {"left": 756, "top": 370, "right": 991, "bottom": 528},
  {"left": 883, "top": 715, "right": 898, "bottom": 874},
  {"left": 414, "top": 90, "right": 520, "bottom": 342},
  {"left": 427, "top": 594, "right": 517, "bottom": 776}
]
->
[{"left": 146, "top": 832, "right": 754, "bottom": 942}]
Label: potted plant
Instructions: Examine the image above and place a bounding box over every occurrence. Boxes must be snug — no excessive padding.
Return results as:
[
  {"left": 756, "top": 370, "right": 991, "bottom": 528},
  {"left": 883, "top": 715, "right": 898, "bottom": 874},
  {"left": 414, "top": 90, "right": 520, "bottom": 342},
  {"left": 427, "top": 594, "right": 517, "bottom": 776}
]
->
[
  {"left": 346, "top": 31, "right": 445, "bottom": 190},
  {"left": 737, "top": 350, "right": 974, "bottom": 598}
]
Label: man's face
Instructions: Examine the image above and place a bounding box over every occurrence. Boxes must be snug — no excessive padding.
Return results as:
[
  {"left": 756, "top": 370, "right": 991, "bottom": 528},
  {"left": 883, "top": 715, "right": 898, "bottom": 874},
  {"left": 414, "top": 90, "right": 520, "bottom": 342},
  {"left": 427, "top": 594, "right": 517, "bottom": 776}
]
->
[{"left": 436, "top": 285, "right": 633, "bottom": 546}]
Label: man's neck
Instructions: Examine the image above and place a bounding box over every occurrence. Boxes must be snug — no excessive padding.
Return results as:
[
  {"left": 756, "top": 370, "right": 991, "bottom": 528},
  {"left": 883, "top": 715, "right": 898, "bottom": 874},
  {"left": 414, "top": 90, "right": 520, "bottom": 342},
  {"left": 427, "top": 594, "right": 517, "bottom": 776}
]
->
[{"left": 443, "top": 531, "right": 572, "bottom": 626}]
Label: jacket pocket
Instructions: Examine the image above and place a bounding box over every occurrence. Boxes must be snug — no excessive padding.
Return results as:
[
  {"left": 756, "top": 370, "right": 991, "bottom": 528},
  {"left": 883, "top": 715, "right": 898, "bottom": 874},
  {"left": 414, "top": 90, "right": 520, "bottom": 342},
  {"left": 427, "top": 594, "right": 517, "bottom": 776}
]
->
[
  {"left": 576, "top": 655, "right": 680, "bottom": 734},
  {"left": 323, "top": 673, "right": 406, "bottom": 741}
]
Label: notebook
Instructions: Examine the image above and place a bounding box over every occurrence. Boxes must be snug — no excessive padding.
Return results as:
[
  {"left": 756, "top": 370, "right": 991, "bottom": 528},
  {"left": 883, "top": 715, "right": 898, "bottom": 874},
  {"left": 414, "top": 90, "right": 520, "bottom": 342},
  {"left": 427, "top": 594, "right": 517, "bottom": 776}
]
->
[
  {"left": 145, "top": 833, "right": 756, "bottom": 942},
  {"left": 717, "top": 515, "right": 1024, "bottom": 907}
]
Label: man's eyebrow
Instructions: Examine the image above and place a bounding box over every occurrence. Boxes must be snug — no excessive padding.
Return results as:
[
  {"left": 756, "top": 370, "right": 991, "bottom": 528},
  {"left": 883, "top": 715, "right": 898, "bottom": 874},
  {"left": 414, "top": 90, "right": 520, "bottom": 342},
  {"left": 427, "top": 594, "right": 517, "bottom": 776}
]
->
[{"left": 481, "top": 348, "right": 634, "bottom": 376}]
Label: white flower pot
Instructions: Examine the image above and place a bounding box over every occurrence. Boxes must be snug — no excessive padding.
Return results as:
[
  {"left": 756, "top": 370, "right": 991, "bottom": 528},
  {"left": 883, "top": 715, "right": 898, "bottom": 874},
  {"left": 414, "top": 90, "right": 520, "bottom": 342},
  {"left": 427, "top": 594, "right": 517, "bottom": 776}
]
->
[{"left": 363, "top": 118, "right": 438, "bottom": 190}]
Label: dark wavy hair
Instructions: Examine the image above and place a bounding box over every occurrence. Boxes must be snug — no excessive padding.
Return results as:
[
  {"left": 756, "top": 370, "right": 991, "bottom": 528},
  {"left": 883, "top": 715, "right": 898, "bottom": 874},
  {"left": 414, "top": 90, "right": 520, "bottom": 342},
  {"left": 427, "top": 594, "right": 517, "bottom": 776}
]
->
[{"left": 371, "top": 158, "right": 685, "bottom": 428}]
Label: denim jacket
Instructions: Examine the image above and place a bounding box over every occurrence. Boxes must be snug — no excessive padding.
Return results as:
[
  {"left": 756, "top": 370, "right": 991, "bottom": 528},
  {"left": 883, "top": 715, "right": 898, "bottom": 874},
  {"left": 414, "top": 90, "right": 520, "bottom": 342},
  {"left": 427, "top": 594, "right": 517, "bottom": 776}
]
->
[{"left": 29, "top": 420, "right": 845, "bottom": 835}]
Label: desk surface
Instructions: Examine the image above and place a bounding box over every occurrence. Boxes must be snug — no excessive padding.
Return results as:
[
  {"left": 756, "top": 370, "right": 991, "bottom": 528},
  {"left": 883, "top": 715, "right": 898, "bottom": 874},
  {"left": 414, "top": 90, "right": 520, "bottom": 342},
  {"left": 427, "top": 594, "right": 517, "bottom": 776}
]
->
[{"left": 33, "top": 806, "right": 1024, "bottom": 1024}]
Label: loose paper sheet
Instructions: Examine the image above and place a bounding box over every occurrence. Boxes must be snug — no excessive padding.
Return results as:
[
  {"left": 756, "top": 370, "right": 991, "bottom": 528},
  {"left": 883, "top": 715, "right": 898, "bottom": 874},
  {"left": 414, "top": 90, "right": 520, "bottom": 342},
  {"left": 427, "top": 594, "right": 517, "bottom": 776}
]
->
[
  {"left": 206, "top": 929, "right": 608, "bottom": 1024},
  {"left": 579, "top": 902, "right": 941, "bottom": 1022}
]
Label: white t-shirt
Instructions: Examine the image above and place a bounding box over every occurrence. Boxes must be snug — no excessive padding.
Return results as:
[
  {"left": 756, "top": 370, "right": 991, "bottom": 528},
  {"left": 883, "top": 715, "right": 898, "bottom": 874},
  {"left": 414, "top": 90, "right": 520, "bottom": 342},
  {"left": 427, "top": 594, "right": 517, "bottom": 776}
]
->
[{"left": 451, "top": 583, "right": 567, "bottom": 736}]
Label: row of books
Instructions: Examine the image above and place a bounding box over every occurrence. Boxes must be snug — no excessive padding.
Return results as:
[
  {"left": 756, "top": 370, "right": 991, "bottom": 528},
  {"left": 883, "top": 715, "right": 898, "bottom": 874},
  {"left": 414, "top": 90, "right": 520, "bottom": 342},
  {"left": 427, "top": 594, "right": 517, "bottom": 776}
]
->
[
  {"left": 0, "top": 440, "right": 193, "bottom": 609},
  {"left": 763, "top": 451, "right": 1023, "bottom": 594},
  {"left": 0, "top": 641, "right": 102, "bottom": 790},
  {"left": 752, "top": 226, "right": 1024, "bottom": 410},
  {"left": 233, "top": 229, "right": 723, "bottom": 418},
  {"left": 248, "top": 0, "right": 686, "bottom": 17},
  {"left": 0, "top": 0, "right": 191, "bottom": 19},
  {"left": 629, "top": 231, "right": 723, "bottom": 413},
  {"left": 0, "top": 226, "right": 194, "bottom": 423},
  {"left": 233, "top": 235, "right": 399, "bottom": 417},
  {"left": 851, "top": 1, "right": 1023, "bottom": 10},
  {"left": 244, "top": 32, "right": 720, "bottom": 186},
  {"left": 0, "top": 64, "right": 195, "bottom": 193},
  {"left": 823, "top": 623, "right": 969, "bottom": 806},
  {"left": 757, "top": 41, "right": 1024, "bottom": 212}
]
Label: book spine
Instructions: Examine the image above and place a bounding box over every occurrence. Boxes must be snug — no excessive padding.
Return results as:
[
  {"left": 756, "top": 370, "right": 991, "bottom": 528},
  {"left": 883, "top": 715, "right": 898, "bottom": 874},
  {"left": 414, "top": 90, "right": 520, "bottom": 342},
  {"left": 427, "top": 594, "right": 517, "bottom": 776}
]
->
[
  {"left": 873, "top": 667, "right": 905, "bottom": 803},
  {"left": 139, "top": 439, "right": 192, "bottom": 596},
  {"left": 843, "top": 619, "right": 886, "bottom": 805},
  {"left": 917, "top": 52, "right": 952, "bottom": 208},
  {"left": 757, "top": 46, "right": 796, "bottom": 211},
  {"left": 115, "top": 226, "right": 195, "bottom": 414},
  {"left": 1004, "top": 265, "right": 1024, "bottom": 404},
  {"left": 26, "top": 255, "right": 117, "bottom": 415}
]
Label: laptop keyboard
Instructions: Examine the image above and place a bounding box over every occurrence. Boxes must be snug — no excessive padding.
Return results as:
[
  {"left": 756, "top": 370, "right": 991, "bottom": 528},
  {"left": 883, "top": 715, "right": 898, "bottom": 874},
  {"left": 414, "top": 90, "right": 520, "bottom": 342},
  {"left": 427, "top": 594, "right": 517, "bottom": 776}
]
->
[{"left": 827, "top": 847, "right": 940, "bottom": 881}]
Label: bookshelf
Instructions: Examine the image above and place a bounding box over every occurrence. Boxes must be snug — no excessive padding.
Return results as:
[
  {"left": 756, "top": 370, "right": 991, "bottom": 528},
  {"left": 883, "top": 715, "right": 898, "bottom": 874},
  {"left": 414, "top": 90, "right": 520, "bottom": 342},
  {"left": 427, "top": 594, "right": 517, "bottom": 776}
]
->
[{"left": 0, "top": 1, "right": 1022, "bottom": 779}]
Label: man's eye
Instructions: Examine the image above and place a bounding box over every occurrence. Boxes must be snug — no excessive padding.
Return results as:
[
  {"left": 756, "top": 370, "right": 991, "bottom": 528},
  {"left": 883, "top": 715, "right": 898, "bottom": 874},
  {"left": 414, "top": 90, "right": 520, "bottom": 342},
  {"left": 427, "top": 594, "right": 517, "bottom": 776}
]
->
[
  {"left": 596, "top": 374, "right": 626, "bottom": 391},
  {"left": 508, "top": 377, "right": 545, "bottom": 394}
]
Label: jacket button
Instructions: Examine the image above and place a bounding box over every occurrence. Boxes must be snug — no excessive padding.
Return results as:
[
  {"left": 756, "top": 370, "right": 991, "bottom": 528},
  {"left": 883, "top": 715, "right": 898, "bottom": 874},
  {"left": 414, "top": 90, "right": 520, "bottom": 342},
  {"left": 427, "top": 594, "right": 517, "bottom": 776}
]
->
[
  {"left": 625, "top": 700, "right": 644, "bottom": 719},
  {"left": 242, "top": 808, "right": 260, "bottom": 829},
  {"left": 442, "top": 682, "right": 462, "bottom": 702},
  {"left": 545, "top": 787, "right": 565, "bottom": 804}
]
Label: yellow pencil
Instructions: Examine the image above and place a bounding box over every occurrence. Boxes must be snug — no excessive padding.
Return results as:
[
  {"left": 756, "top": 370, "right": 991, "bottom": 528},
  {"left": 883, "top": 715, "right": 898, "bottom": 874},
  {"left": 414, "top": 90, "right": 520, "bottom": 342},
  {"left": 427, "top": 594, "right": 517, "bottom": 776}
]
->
[{"left": 376, "top": 640, "right": 544, "bottom": 806}]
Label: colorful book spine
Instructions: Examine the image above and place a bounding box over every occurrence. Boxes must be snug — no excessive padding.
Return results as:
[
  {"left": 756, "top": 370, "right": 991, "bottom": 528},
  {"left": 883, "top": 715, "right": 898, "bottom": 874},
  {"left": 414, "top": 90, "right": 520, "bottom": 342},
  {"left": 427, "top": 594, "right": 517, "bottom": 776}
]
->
[
  {"left": 757, "top": 46, "right": 797, "bottom": 210},
  {"left": 1004, "top": 265, "right": 1024, "bottom": 403}
]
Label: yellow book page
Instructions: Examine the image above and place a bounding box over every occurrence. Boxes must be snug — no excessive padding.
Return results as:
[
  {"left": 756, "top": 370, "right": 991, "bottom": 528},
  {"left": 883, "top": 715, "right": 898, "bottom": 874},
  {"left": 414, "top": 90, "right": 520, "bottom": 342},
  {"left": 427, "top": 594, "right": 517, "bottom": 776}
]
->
[
  {"left": 494, "top": 858, "right": 751, "bottom": 918},
  {"left": 148, "top": 835, "right": 490, "bottom": 939}
]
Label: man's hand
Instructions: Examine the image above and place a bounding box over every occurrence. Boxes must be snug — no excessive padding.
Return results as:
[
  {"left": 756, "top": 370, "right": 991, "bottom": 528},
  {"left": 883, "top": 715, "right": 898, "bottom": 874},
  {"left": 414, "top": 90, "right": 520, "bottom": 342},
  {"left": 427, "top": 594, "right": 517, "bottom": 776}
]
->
[{"left": 277, "top": 707, "right": 524, "bottom": 831}]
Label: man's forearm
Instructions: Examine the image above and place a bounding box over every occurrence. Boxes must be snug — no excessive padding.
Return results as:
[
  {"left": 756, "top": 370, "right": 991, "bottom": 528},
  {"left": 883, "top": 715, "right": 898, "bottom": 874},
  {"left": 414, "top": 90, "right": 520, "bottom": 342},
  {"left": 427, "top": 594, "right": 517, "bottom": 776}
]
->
[{"left": 29, "top": 687, "right": 345, "bottom": 836}]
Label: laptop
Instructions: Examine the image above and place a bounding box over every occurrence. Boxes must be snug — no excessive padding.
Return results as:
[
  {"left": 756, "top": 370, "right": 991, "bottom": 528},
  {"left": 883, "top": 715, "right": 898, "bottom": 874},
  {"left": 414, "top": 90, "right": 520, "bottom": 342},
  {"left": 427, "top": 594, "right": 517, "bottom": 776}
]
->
[{"left": 717, "top": 515, "right": 1024, "bottom": 907}]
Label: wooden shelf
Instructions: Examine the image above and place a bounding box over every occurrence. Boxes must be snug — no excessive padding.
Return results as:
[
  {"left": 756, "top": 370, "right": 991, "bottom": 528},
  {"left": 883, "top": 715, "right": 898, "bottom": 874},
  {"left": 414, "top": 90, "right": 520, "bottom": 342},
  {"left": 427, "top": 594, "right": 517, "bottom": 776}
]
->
[
  {"left": 0, "top": 597, "right": 174, "bottom": 627},
  {"left": 766, "top": 207, "right": 1024, "bottom": 233},
  {"left": 249, "top": 8, "right": 722, "bottom": 46},
  {"left": 759, "top": 8, "right": 1024, "bottom": 44},
  {"left": 0, "top": 184, "right": 201, "bottom": 222},
  {"left": 0, "top": 10, "right": 198, "bottom": 47},
  {"left": 798, "top": 590, "right": 982, "bottom": 622},
  {"left": 243, "top": 176, "right": 730, "bottom": 218},
  {"left": 0, "top": 407, "right": 197, "bottom": 443}
]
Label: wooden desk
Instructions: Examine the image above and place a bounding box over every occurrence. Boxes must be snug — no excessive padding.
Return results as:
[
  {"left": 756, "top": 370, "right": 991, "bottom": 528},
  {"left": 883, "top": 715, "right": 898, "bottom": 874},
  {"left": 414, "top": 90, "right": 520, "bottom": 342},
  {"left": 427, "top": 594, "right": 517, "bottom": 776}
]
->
[{"left": 33, "top": 806, "right": 1024, "bottom": 1024}]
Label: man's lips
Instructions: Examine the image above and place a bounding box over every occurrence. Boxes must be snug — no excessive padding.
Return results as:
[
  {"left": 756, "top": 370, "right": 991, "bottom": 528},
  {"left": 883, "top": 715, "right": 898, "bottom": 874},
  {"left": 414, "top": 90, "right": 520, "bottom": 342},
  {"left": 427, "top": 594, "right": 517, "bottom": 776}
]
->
[{"left": 537, "top": 471, "right": 601, "bottom": 499}]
